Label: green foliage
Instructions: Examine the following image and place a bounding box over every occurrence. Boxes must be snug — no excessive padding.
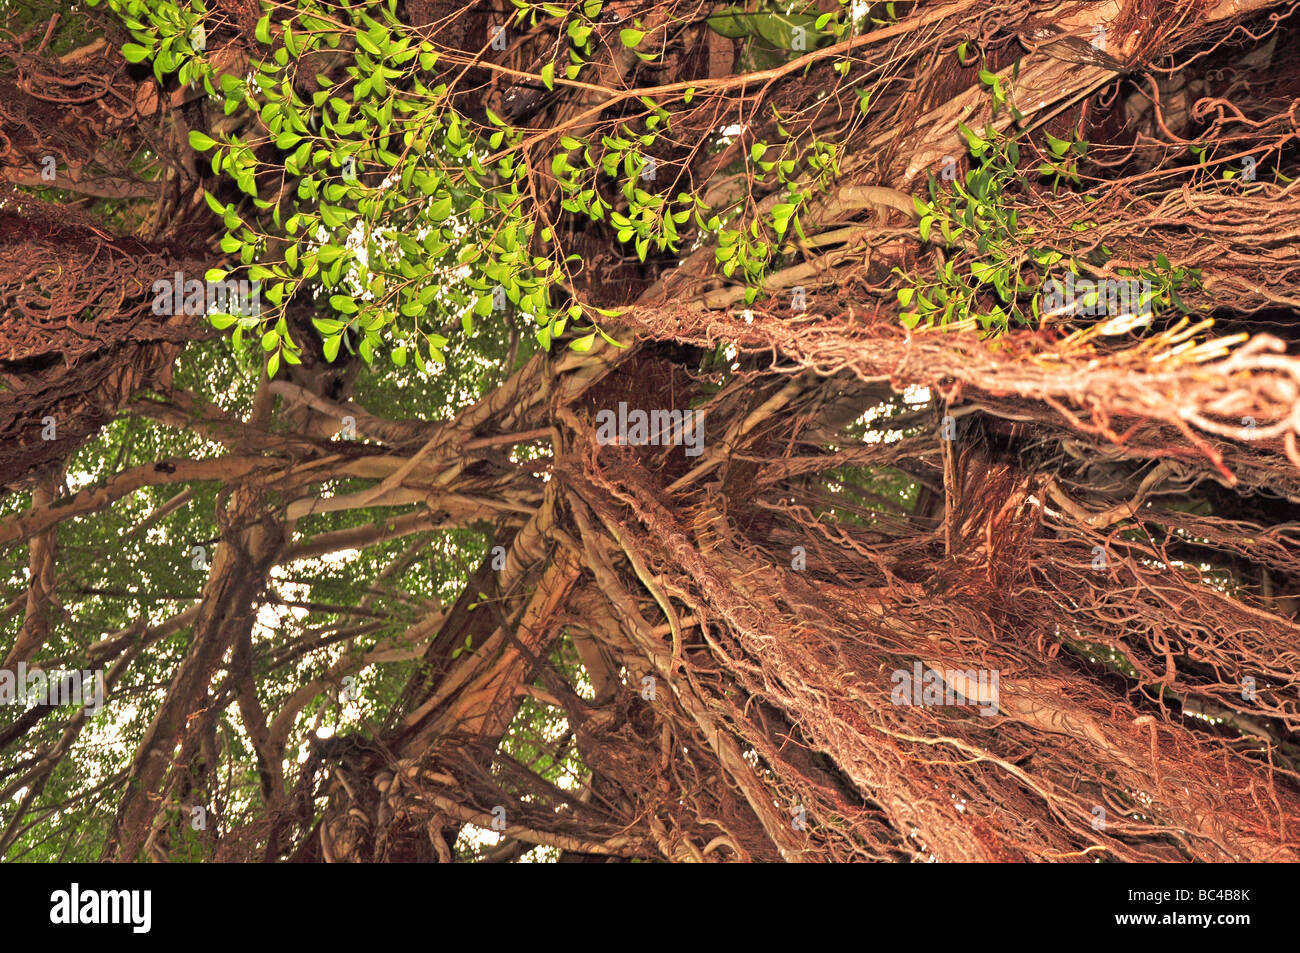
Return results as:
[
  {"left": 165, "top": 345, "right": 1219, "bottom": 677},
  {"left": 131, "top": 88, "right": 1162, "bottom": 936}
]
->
[
  {"left": 0, "top": 327, "right": 512, "bottom": 861},
  {"left": 90, "top": 0, "right": 872, "bottom": 369},
  {"left": 709, "top": 116, "right": 841, "bottom": 305},
  {"left": 90, "top": 0, "right": 629, "bottom": 369},
  {"left": 897, "top": 113, "right": 1199, "bottom": 333},
  {"left": 705, "top": 5, "right": 830, "bottom": 52}
]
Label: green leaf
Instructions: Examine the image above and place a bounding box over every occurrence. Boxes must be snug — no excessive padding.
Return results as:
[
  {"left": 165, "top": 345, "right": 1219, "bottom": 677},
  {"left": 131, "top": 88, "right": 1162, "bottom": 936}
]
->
[
  {"left": 188, "top": 130, "right": 218, "bottom": 152},
  {"left": 957, "top": 121, "right": 985, "bottom": 155},
  {"left": 568, "top": 20, "right": 592, "bottom": 46},
  {"left": 569, "top": 332, "right": 596, "bottom": 352},
  {"left": 619, "top": 28, "right": 644, "bottom": 47},
  {"left": 541, "top": 62, "right": 555, "bottom": 90},
  {"left": 121, "top": 43, "right": 150, "bottom": 64},
  {"left": 329, "top": 294, "right": 358, "bottom": 314},
  {"left": 312, "top": 317, "right": 345, "bottom": 335},
  {"left": 705, "top": 8, "right": 822, "bottom": 50}
]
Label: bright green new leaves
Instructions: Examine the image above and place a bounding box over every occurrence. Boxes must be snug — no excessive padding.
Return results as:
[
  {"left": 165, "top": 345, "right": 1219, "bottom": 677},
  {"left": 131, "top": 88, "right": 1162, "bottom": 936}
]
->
[
  {"left": 703, "top": 124, "right": 839, "bottom": 304},
  {"left": 100, "top": 0, "right": 610, "bottom": 371},
  {"left": 99, "top": 0, "right": 858, "bottom": 371},
  {"left": 896, "top": 103, "right": 1198, "bottom": 333}
]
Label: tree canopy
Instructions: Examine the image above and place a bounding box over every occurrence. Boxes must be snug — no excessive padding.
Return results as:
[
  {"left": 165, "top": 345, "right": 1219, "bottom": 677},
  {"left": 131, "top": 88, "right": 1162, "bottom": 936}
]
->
[{"left": 3, "top": 0, "right": 1300, "bottom": 862}]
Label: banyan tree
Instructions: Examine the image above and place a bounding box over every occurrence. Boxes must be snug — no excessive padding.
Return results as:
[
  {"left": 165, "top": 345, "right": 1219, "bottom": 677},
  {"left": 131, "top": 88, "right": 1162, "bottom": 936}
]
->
[{"left": 3, "top": 0, "right": 1300, "bottom": 863}]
